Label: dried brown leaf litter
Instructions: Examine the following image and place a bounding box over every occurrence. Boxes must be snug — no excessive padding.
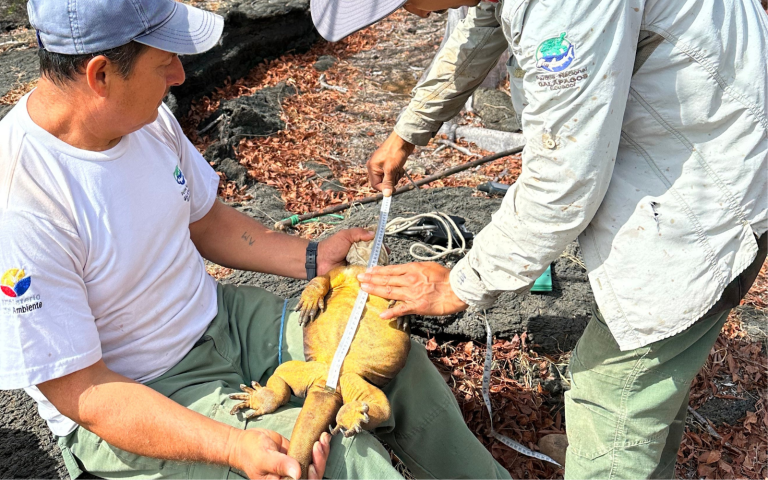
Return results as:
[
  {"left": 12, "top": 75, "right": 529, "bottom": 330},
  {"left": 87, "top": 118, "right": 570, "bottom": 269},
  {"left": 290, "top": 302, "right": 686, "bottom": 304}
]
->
[{"left": 185, "top": 13, "right": 767, "bottom": 479}]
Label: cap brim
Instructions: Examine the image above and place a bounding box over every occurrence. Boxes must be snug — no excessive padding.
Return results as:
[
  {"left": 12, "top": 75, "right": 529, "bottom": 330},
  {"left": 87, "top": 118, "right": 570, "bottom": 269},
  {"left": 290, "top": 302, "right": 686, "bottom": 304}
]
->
[
  {"left": 311, "top": 0, "right": 407, "bottom": 42},
  {"left": 133, "top": 2, "right": 223, "bottom": 55}
]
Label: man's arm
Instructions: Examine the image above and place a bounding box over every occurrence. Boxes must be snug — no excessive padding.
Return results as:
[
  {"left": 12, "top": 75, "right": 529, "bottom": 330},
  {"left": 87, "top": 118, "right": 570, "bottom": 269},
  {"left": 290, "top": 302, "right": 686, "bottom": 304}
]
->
[
  {"left": 448, "top": 0, "right": 642, "bottom": 307},
  {"left": 361, "top": 0, "right": 643, "bottom": 315},
  {"left": 189, "top": 200, "right": 373, "bottom": 278},
  {"left": 395, "top": 4, "right": 508, "bottom": 145},
  {"left": 368, "top": 4, "right": 508, "bottom": 194},
  {"left": 38, "top": 360, "right": 329, "bottom": 479}
]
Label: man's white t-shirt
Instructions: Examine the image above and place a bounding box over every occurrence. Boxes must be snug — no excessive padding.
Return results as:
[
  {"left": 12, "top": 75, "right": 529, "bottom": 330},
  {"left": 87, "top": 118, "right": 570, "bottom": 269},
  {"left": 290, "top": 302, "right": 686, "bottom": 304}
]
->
[{"left": 0, "top": 94, "right": 220, "bottom": 436}]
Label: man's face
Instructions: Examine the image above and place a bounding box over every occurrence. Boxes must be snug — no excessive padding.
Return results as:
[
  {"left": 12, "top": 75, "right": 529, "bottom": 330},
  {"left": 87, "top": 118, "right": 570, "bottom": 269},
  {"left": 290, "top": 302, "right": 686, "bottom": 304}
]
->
[
  {"left": 403, "top": 0, "right": 481, "bottom": 17},
  {"left": 103, "top": 46, "right": 185, "bottom": 133}
]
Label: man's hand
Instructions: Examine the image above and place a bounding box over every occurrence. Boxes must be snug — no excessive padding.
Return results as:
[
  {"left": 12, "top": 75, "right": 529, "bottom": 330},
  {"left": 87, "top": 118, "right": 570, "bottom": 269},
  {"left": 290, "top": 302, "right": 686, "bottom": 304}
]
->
[
  {"left": 357, "top": 262, "right": 468, "bottom": 318},
  {"left": 38, "top": 361, "right": 331, "bottom": 480},
  {"left": 228, "top": 429, "right": 331, "bottom": 480},
  {"left": 317, "top": 228, "right": 375, "bottom": 276},
  {"left": 367, "top": 131, "right": 415, "bottom": 196}
]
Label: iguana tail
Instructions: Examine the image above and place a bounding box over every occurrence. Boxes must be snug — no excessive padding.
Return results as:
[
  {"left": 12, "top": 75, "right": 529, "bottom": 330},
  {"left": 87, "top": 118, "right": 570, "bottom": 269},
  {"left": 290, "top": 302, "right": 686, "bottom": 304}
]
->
[{"left": 287, "top": 385, "right": 343, "bottom": 479}]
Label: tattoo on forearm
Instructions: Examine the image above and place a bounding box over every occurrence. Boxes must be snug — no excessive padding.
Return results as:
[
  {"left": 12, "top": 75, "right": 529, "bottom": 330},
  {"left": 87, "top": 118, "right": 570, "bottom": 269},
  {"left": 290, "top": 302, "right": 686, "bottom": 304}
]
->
[{"left": 241, "top": 231, "right": 255, "bottom": 246}]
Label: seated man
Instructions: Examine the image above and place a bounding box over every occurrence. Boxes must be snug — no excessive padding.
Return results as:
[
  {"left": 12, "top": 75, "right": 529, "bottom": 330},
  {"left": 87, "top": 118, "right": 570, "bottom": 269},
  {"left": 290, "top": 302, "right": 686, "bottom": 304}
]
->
[{"left": 0, "top": 1, "right": 511, "bottom": 479}]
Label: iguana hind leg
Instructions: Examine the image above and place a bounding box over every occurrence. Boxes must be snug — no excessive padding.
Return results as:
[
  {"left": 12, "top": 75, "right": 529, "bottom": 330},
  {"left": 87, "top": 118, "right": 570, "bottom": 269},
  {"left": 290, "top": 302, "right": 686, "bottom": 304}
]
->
[
  {"left": 229, "top": 360, "right": 327, "bottom": 419},
  {"left": 332, "top": 373, "right": 391, "bottom": 437}
]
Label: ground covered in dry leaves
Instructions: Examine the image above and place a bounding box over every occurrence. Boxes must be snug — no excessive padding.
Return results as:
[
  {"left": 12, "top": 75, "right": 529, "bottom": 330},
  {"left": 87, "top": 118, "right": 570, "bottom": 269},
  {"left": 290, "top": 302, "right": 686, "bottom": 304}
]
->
[
  {"left": 182, "top": 9, "right": 765, "bottom": 480},
  {"left": 0, "top": 3, "right": 765, "bottom": 479}
]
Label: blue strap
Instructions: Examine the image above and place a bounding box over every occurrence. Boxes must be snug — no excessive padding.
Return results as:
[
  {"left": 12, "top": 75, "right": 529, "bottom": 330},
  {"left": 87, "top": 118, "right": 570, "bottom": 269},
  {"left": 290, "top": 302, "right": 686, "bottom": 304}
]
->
[{"left": 278, "top": 299, "right": 288, "bottom": 366}]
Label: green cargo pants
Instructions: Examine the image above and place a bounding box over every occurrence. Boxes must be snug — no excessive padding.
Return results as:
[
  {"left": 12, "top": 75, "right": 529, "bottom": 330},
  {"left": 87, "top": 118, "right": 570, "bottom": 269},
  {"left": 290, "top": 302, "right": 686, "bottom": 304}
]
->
[
  {"left": 58, "top": 283, "right": 511, "bottom": 479},
  {"left": 564, "top": 305, "right": 731, "bottom": 479}
]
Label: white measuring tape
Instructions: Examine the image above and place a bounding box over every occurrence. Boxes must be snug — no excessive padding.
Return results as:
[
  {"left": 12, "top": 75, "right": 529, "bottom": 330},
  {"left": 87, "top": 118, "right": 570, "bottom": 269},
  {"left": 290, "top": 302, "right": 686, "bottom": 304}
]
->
[
  {"left": 479, "top": 310, "right": 562, "bottom": 466},
  {"left": 325, "top": 195, "right": 392, "bottom": 392}
]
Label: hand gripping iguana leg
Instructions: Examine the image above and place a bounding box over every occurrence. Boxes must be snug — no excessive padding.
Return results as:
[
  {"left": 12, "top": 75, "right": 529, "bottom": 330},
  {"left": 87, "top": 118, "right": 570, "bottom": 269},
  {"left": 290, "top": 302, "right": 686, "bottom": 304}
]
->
[
  {"left": 331, "top": 373, "right": 391, "bottom": 437},
  {"left": 229, "top": 360, "right": 327, "bottom": 419}
]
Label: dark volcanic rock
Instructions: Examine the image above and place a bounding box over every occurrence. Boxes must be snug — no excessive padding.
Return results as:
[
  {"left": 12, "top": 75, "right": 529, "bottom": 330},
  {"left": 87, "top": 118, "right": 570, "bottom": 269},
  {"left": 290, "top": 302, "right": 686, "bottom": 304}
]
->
[
  {"left": 313, "top": 55, "right": 337, "bottom": 72},
  {"left": 0, "top": 104, "right": 11, "bottom": 121},
  {"left": 0, "top": 0, "right": 29, "bottom": 31},
  {"left": 0, "top": 48, "right": 38, "bottom": 97},
  {"left": 202, "top": 83, "right": 296, "bottom": 187},
  {"left": 473, "top": 87, "right": 520, "bottom": 132},
  {"left": 305, "top": 161, "right": 346, "bottom": 192},
  {"left": 227, "top": 187, "right": 594, "bottom": 353},
  {"left": 697, "top": 395, "right": 757, "bottom": 426},
  {"left": 217, "top": 158, "right": 249, "bottom": 187},
  {"left": 166, "top": 0, "right": 317, "bottom": 118},
  {"left": 0, "top": 390, "right": 67, "bottom": 479},
  {"left": 0, "top": 48, "right": 38, "bottom": 122},
  {"left": 209, "top": 83, "right": 295, "bottom": 142}
]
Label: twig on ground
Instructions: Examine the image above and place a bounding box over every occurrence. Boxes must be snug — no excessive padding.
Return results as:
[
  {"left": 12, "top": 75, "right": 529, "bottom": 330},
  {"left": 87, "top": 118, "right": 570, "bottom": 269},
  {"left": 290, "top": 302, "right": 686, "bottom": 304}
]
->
[
  {"left": 437, "top": 139, "right": 481, "bottom": 157},
  {"left": 559, "top": 251, "right": 586, "bottom": 270},
  {"left": 197, "top": 114, "right": 226, "bottom": 135},
  {"left": 687, "top": 406, "right": 722, "bottom": 440},
  {"left": 432, "top": 145, "right": 448, "bottom": 155},
  {"left": 319, "top": 74, "right": 348, "bottom": 93}
]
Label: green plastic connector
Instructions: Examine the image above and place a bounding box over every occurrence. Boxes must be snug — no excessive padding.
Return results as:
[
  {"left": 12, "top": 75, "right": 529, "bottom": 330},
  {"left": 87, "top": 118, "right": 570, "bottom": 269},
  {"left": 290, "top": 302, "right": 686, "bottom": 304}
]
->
[{"left": 531, "top": 265, "right": 553, "bottom": 293}]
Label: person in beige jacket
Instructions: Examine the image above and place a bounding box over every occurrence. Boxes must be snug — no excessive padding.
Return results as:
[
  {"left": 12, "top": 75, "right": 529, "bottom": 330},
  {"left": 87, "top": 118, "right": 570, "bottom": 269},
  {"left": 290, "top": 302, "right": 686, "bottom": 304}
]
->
[{"left": 312, "top": 0, "right": 768, "bottom": 477}]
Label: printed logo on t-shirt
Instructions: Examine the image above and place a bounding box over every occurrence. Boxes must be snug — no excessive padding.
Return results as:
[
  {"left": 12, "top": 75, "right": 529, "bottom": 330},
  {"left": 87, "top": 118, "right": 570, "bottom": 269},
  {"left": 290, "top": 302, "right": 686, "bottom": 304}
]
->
[
  {"left": 1, "top": 268, "right": 43, "bottom": 314},
  {"left": 174, "top": 166, "right": 190, "bottom": 202},
  {"left": 1, "top": 268, "right": 31, "bottom": 298}
]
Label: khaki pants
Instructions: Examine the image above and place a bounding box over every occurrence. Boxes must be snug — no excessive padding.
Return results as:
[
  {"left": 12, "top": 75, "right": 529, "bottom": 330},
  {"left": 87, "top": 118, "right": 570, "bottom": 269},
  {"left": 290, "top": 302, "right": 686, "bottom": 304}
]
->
[
  {"left": 59, "top": 283, "right": 511, "bottom": 479},
  {"left": 564, "top": 305, "right": 730, "bottom": 479}
]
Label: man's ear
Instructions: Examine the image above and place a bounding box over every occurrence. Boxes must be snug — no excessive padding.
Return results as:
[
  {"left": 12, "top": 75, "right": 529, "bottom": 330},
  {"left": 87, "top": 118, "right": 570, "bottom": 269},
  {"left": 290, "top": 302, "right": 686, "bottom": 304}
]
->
[{"left": 85, "top": 55, "right": 111, "bottom": 97}]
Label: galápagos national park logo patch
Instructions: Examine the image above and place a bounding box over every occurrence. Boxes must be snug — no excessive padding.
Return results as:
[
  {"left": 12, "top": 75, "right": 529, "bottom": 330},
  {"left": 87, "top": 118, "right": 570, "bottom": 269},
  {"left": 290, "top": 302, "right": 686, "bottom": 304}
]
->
[{"left": 536, "top": 33, "right": 575, "bottom": 73}]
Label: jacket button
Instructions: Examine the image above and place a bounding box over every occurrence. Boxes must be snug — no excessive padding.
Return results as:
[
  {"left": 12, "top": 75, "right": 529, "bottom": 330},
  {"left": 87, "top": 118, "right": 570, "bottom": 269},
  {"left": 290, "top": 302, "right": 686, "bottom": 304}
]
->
[{"left": 542, "top": 133, "right": 557, "bottom": 150}]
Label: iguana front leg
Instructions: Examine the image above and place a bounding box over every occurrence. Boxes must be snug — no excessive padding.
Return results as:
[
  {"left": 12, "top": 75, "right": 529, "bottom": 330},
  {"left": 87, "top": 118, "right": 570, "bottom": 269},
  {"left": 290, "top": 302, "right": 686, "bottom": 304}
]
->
[
  {"left": 296, "top": 277, "right": 330, "bottom": 325},
  {"left": 388, "top": 299, "right": 410, "bottom": 332},
  {"left": 296, "top": 266, "right": 348, "bottom": 325},
  {"left": 229, "top": 360, "right": 327, "bottom": 418},
  {"left": 332, "top": 373, "right": 391, "bottom": 437}
]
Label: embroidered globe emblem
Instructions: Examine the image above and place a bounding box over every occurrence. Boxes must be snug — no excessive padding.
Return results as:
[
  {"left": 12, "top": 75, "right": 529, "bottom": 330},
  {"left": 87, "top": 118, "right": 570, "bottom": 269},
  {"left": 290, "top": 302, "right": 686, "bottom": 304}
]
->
[
  {"left": 536, "top": 33, "right": 575, "bottom": 72},
  {"left": 1, "top": 268, "right": 31, "bottom": 298},
  {"left": 174, "top": 166, "right": 186, "bottom": 186}
]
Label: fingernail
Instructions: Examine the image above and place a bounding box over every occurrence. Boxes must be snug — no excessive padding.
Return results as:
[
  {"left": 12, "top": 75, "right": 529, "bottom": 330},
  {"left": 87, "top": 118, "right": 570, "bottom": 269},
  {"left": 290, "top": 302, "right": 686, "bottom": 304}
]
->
[
  {"left": 322, "top": 432, "right": 331, "bottom": 446},
  {"left": 309, "top": 465, "right": 318, "bottom": 478},
  {"left": 383, "top": 188, "right": 392, "bottom": 197}
]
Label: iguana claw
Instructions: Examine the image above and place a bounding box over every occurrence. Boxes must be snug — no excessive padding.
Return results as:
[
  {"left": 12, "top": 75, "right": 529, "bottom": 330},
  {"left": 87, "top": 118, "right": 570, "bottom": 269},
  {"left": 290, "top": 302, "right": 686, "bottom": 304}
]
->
[
  {"left": 331, "top": 401, "right": 370, "bottom": 437},
  {"left": 296, "top": 293, "right": 326, "bottom": 326}
]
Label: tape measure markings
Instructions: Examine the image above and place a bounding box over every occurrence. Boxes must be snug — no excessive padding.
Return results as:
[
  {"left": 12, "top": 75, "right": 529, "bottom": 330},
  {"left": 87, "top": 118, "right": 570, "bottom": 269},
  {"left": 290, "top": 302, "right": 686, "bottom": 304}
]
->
[{"left": 325, "top": 196, "right": 392, "bottom": 391}]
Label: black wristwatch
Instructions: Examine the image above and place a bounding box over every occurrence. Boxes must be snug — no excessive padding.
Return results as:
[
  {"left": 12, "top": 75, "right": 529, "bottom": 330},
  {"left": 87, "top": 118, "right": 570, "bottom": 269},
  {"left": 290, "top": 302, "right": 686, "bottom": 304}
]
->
[{"left": 305, "top": 241, "right": 318, "bottom": 280}]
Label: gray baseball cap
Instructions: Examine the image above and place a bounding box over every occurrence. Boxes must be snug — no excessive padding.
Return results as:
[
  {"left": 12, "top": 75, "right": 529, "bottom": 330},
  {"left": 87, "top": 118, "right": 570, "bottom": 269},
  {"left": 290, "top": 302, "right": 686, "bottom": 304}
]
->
[
  {"left": 27, "top": 0, "right": 224, "bottom": 55},
  {"left": 311, "top": 0, "right": 407, "bottom": 42}
]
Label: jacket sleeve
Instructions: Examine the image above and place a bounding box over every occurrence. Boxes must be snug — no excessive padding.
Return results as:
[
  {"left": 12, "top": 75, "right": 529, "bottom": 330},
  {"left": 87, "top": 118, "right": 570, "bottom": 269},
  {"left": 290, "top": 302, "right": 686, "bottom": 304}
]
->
[
  {"left": 394, "top": 3, "right": 509, "bottom": 146},
  {"left": 449, "top": 0, "right": 642, "bottom": 307}
]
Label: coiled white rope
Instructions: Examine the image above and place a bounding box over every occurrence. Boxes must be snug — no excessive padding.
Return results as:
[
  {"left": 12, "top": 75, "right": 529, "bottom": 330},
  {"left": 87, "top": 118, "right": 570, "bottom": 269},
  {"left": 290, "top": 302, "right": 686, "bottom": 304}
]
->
[{"left": 385, "top": 212, "right": 468, "bottom": 261}]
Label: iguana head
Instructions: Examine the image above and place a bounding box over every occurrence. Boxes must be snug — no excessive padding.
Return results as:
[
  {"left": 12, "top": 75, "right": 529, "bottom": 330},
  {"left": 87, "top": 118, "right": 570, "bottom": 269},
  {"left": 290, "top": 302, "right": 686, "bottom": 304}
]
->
[{"left": 346, "top": 234, "right": 389, "bottom": 267}]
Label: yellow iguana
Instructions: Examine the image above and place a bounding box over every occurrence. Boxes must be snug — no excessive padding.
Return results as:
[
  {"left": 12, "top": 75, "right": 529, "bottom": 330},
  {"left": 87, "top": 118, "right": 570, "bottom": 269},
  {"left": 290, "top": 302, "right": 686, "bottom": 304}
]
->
[{"left": 229, "top": 239, "right": 411, "bottom": 478}]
